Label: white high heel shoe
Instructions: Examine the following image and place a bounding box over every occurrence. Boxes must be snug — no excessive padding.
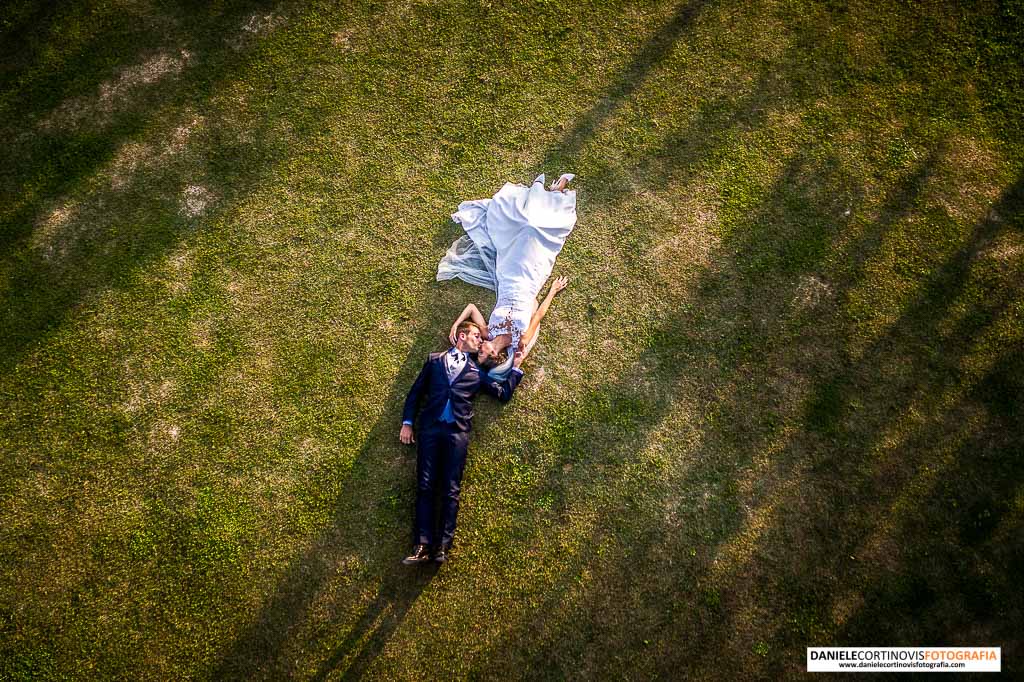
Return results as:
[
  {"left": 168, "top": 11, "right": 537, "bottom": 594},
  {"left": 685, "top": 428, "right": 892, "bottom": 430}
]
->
[{"left": 549, "top": 173, "right": 575, "bottom": 191}]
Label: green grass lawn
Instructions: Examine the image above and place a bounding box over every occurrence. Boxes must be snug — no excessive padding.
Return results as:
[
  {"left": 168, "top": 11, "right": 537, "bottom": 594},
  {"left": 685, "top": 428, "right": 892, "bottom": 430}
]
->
[{"left": 2, "top": 0, "right": 1022, "bottom": 678}]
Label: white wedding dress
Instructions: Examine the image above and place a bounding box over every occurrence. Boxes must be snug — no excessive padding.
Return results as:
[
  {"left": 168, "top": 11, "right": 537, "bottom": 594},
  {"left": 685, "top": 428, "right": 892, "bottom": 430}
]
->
[{"left": 437, "top": 173, "right": 577, "bottom": 357}]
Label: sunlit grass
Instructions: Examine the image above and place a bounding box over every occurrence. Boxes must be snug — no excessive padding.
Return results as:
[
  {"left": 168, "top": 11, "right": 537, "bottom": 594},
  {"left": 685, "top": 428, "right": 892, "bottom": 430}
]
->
[{"left": 1, "top": 0, "right": 1021, "bottom": 679}]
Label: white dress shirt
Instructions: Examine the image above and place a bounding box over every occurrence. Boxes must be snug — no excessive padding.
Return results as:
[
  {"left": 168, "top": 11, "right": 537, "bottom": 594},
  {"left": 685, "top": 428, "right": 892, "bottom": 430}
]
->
[{"left": 444, "top": 347, "right": 467, "bottom": 382}]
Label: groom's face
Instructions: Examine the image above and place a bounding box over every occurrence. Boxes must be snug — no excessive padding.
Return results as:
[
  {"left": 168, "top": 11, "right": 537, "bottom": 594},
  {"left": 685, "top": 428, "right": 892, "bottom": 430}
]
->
[{"left": 459, "top": 328, "right": 482, "bottom": 353}]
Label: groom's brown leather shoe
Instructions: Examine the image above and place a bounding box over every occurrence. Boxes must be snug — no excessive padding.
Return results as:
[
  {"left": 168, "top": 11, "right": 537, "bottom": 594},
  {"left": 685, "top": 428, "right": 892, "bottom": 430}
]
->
[{"left": 401, "top": 544, "right": 431, "bottom": 565}]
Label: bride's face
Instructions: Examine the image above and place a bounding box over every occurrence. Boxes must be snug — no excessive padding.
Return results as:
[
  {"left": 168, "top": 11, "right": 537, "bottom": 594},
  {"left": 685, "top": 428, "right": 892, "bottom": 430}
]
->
[{"left": 478, "top": 340, "right": 495, "bottom": 361}]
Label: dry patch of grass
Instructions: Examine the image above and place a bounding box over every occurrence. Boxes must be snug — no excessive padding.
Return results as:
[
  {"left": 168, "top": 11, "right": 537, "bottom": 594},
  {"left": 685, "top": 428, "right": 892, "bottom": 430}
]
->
[
  {"left": 179, "top": 184, "right": 216, "bottom": 219},
  {"left": 649, "top": 185, "right": 722, "bottom": 280},
  {"left": 925, "top": 134, "right": 1010, "bottom": 224},
  {"left": 26, "top": 108, "right": 211, "bottom": 277},
  {"left": 232, "top": 10, "right": 288, "bottom": 47},
  {"left": 792, "top": 273, "right": 835, "bottom": 311},
  {"left": 38, "top": 49, "right": 194, "bottom": 132},
  {"left": 2, "top": 0, "right": 1022, "bottom": 678},
  {"left": 30, "top": 201, "right": 81, "bottom": 263}
]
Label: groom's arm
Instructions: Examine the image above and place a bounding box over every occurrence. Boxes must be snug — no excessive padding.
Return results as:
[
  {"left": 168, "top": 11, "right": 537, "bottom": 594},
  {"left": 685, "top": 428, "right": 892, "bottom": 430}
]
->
[
  {"left": 401, "top": 359, "right": 432, "bottom": 426},
  {"left": 480, "top": 366, "right": 523, "bottom": 403}
]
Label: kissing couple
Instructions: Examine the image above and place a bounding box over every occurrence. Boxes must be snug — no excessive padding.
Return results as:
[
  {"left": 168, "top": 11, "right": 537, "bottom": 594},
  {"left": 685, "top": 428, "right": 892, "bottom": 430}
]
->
[{"left": 398, "top": 173, "right": 577, "bottom": 565}]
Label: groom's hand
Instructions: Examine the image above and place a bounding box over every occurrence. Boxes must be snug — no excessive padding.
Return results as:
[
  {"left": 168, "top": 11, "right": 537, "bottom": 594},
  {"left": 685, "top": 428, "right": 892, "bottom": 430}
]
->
[{"left": 399, "top": 424, "right": 415, "bottom": 445}]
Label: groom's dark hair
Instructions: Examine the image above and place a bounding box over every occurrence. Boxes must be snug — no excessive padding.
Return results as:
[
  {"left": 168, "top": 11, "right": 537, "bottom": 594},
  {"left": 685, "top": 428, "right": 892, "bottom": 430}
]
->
[{"left": 455, "top": 321, "right": 480, "bottom": 340}]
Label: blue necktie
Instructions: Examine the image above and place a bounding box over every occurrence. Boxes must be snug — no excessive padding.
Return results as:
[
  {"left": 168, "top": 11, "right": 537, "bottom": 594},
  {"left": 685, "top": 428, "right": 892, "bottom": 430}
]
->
[{"left": 439, "top": 350, "right": 463, "bottom": 423}]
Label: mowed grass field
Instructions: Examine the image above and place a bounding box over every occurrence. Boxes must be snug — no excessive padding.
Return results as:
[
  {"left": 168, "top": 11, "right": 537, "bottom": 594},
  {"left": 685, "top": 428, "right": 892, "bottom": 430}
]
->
[{"left": 2, "top": 0, "right": 1022, "bottom": 678}]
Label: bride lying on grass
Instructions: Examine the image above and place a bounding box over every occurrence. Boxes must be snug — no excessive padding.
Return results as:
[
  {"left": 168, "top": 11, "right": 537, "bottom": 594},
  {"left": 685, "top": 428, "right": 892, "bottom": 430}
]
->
[
  {"left": 438, "top": 173, "right": 577, "bottom": 378},
  {"left": 449, "top": 275, "right": 569, "bottom": 375}
]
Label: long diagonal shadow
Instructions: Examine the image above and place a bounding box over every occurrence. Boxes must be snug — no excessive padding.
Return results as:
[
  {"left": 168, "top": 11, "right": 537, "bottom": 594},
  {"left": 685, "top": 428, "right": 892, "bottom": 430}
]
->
[
  {"left": 211, "top": 341, "right": 434, "bottom": 680},
  {"left": 0, "top": 0, "right": 287, "bottom": 374},
  {"left": 212, "top": 3, "right": 713, "bottom": 677},
  {"left": 461, "top": 140, "right": 1022, "bottom": 676},
  {"left": 541, "top": 0, "right": 709, "bottom": 168},
  {"left": 212, "top": 231, "right": 491, "bottom": 678},
  {"left": 309, "top": 566, "right": 432, "bottom": 682}
]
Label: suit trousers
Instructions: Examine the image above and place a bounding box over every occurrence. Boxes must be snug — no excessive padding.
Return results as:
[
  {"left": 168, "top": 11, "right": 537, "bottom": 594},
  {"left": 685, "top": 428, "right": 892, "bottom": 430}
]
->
[{"left": 414, "top": 421, "right": 470, "bottom": 547}]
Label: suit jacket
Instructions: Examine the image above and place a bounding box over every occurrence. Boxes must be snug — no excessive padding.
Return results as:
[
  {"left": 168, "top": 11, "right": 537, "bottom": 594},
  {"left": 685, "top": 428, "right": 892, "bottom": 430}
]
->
[{"left": 402, "top": 351, "right": 522, "bottom": 432}]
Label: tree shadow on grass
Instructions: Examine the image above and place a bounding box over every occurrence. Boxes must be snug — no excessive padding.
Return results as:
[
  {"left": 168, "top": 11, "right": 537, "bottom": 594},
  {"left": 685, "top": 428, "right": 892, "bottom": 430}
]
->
[
  {"left": 209, "top": 345, "right": 436, "bottom": 680},
  {"left": 210, "top": 4, "right": 714, "bottom": 677},
  {"left": 674, "top": 177, "right": 1023, "bottom": 678},
  {"left": 211, "top": 247, "right": 506, "bottom": 679},
  {"left": 820, "top": 175, "right": 1024, "bottom": 654},
  {"left": 539, "top": 0, "right": 709, "bottom": 173},
  {"left": 0, "top": 0, "right": 286, "bottom": 373},
  {"left": 463, "top": 138, "right": 1022, "bottom": 677},
  {"left": 115, "top": 0, "right": 1022, "bottom": 677},
  {"left": 0, "top": 0, "right": 284, "bottom": 124}
]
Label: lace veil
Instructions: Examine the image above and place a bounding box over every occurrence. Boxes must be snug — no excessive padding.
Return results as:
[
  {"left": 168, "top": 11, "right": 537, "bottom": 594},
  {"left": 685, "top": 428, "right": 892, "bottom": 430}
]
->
[{"left": 436, "top": 234, "right": 497, "bottom": 291}]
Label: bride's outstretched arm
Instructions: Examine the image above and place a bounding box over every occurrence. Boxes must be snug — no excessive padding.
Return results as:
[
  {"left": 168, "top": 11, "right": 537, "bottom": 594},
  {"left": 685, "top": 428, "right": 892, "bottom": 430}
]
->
[
  {"left": 517, "top": 325, "right": 541, "bottom": 362},
  {"left": 519, "top": 276, "right": 568, "bottom": 353},
  {"left": 449, "top": 303, "right": 490, "bottom": 344}
]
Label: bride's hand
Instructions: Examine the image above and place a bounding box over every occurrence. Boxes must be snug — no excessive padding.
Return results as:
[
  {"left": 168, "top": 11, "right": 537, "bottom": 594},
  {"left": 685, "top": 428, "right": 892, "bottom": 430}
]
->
[
  {"left": 449, "top": 323, "right": 459, "bottom": 345},
  {"left": 551, "top": 275, "right": 569, "bottom": 294}
]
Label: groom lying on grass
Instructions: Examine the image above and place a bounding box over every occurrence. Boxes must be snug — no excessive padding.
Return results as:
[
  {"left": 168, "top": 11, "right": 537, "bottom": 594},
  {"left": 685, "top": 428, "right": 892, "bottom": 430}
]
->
[{"left": 398, "top": 321, "right": 524, "bottom": 565}]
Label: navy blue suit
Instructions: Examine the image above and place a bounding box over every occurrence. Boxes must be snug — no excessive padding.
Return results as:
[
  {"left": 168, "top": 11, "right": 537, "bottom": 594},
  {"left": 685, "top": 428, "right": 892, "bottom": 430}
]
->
[{"left": 402, "top": 351, "right": 522, "bottom": 547}]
